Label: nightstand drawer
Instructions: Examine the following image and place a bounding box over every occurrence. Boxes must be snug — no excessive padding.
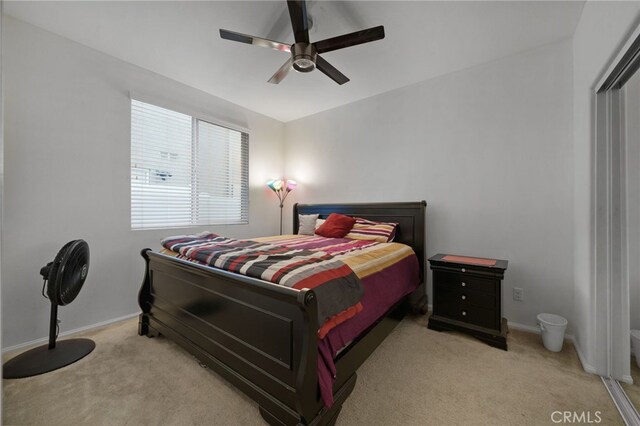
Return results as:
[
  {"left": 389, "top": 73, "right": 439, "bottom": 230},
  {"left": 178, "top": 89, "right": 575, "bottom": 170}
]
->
[
  {"left": 434, "top": 271, "right": 498, "bottom": 294},
  {"left": 434, "top": 284, "right": 496, "bottom": 309},
  {"left": 434, "top": 303, "right": 497, "bottom": 330}
]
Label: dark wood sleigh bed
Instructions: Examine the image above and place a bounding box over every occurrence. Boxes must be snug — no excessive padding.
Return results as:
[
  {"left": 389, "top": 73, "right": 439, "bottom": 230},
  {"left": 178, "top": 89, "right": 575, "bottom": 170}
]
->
[{"left": 137, "top": 201, "right": 428, "bottom": 425}]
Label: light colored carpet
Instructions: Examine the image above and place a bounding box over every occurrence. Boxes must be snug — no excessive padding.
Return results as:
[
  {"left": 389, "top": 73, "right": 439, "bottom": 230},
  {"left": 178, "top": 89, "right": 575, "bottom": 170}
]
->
[
  {"left": 3, "top": 315, "right": 621, "bottom": 425},
  {"left": 621, "top": 356, "right": 640, "bottom": 410}
]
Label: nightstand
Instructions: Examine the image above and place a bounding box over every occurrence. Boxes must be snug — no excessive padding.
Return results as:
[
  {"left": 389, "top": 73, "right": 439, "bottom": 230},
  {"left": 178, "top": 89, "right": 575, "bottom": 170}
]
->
[{"left": 427, "top": 253, "right": 509, "bottom": 350}]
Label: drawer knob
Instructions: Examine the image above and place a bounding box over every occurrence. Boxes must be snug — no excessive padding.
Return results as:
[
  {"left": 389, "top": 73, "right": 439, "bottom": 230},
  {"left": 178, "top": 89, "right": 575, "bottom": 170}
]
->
[
  {"left": 461, "top": 268, "right": 466, "bottom": 273},
  {"left": 462, "top": 311, "right": 467, "bottom": 316},
  {"left": 461, "top": 282, "right": 467, "bottom": 287},
  {"left": 461, "top": 295, "right": 466, "bottom": 300}
]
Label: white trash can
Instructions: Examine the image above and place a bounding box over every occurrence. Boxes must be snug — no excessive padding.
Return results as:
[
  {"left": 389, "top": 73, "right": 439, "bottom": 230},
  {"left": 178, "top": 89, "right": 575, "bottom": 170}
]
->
[
  {"left": 631, "top": 330, "right": 640, "bottom": 368},
  {"left": 537, "top": 313, "right": 568, "bottom": 352}
]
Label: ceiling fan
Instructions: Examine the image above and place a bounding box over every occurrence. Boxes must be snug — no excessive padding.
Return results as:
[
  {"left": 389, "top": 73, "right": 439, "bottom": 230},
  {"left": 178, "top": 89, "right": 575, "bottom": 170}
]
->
[{"left": 219, "top": 0, "right": 385, "bottom": 85}]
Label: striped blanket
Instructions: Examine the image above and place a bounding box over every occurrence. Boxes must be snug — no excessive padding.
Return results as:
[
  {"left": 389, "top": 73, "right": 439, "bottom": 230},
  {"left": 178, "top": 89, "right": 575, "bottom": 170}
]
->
[
  {"left": 252, "top": 235, "right": 415, "bottom": 278},
  {"left": 161, "top": 233, "right": 364, "bottom": 334}
]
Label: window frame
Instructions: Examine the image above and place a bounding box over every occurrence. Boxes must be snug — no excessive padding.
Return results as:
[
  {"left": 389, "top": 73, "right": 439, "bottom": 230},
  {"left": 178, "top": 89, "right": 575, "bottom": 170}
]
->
[{"left": 130, "top": 94, "right": 250, "bottom": 230}]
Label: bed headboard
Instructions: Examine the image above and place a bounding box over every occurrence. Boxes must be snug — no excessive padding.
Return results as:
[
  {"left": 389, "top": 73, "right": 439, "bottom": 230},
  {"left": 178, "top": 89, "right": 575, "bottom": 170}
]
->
[{"left": 293, "top": 201, "right": 427, "bottom": 281}]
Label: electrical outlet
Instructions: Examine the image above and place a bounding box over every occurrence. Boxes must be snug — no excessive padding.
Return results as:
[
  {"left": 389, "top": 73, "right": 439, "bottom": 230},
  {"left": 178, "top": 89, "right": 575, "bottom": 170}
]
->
[{"left": 513, "top": 287, "right": 524, "bottom": 302}]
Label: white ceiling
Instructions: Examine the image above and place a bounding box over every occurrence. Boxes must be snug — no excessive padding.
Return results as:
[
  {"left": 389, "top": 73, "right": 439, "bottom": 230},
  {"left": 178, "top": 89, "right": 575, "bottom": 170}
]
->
[{"left": 5, "top": 1, "right": 585, "bottom": 122}]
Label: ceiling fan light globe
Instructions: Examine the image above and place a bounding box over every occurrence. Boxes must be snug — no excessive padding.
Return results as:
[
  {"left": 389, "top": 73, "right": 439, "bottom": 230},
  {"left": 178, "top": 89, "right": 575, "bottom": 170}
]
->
[
  {"left": 293, "top": 58, "right": 315, "bottom": 72},
  {"left": 291, "top": 42, "right": 317, "bottom": 73}
]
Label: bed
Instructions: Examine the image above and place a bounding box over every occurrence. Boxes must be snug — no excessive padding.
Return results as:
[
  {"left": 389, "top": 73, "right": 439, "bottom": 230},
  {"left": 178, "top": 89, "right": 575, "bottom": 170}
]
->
[{"left": 137, "top": 201, "right": 428, "bottom": 425}]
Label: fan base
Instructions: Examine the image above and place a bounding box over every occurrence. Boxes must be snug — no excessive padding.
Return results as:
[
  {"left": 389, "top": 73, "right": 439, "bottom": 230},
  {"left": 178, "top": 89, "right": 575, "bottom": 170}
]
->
[{"left": 3, "top": 338, "right": 95, "bottom": 379}]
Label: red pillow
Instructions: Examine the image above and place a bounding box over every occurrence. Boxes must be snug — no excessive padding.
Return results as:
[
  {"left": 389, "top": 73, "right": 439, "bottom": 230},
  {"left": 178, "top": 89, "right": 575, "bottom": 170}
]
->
[{"left": 315, "top": 213, "right": 356, "bottom": 238}]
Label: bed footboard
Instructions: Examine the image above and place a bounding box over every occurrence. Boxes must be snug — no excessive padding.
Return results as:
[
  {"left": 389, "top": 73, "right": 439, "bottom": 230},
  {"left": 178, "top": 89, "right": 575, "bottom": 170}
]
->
[{"left": 138, "top": 249, "right": 326, "bottom": 425}]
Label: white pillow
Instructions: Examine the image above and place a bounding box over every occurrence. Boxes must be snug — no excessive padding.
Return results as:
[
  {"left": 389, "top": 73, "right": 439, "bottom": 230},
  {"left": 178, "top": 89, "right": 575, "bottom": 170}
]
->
[
  {"left": 298, "top": 214, "right": 319, "bottom": 235},
  {"left": 315, "top": 218, "right": 326, "bottom": 229}
]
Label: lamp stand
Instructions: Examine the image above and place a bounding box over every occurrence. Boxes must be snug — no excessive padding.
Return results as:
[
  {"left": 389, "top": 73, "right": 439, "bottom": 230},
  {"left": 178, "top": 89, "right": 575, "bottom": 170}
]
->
[{"left": 266, "top": 179, "right": 297, "bottom": 236}]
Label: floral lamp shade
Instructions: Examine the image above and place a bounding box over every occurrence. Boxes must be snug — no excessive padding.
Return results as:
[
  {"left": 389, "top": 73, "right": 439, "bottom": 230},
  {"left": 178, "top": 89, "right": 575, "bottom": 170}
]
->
[{"left": 267, "top": 179, "right": 297, "bottom": 234}]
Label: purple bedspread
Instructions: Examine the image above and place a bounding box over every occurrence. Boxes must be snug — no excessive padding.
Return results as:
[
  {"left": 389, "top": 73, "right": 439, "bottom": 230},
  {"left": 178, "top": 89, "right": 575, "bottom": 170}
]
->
[{"left": 317, "top": 254, "right": 420, "bottom": 407}]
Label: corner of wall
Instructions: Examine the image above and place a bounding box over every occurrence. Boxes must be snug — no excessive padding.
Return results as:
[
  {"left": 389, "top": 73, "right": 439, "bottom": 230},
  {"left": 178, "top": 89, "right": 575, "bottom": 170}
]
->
[{"left": 572, "top": 335, "right": 598, "bottom": 375}]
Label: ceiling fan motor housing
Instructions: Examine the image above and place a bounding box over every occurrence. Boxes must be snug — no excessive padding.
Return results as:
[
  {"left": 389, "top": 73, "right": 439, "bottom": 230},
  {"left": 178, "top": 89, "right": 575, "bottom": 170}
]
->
[{"left": 291, "top": 43, "right": 317, "bottom": 73}]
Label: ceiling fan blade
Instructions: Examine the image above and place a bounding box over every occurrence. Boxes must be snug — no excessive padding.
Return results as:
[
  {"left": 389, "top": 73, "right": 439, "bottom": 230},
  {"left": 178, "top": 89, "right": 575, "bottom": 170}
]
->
[
  {"left": 220, "top": 29, "right": 291, "bottom": 52},
  {"left": 268, "top": 58, "right": 293, "bottom": 84},
  {"left": 314, "top": 25, "right": 385, "bottom": 54},
  {"left": 287, "top": 0, "right": 310, "bottom": 43},
  {"left": 315, "top": 55, "right": 349, "bottom": 85}
]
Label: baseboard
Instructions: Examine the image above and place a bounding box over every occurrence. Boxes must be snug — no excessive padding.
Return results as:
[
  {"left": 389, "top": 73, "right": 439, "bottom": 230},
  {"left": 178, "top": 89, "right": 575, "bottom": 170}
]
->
[
  {"left": 506, "top": 320, "right": 575, "bottom": 339},
  {"left": 569, "top": 335, "right": 599, "bottom": 375},
  {"left": 507, "top": 320, "right": 542, "bottom": 335},
  {"left": 504, "top": 320, "right": 598, "bottom": 375},
  {"left": 427, "top": 308, "right": 598, "bottom": 375},
  {"left": 427, "top": 309, "right": 577, "bottom": 339},
  {"left": 2, "top": 312, "right": 139, "bottom": 354},
  {"left": 0, "top": 310, "right": 605, "bottom": 377},
  {"left": 621, "top": 374, "right": 634, "bottom": 385}
]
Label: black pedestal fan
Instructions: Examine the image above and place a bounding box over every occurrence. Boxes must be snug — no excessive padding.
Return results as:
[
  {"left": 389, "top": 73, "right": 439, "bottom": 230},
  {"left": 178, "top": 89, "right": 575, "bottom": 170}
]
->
[{"left": 3, "top": 240, "right": 95, "bottom": 379}]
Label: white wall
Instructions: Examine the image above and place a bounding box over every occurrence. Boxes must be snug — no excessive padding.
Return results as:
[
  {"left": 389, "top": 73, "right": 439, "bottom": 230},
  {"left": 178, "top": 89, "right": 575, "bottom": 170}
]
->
[
  {"left": 284, "top": 40, "right": 574, "bottom": 331},
  {"left": 572, "top": 1, "right": 640, "bottom": 373},
  {"left": 2, "top": 17, "right": 285, "bottom": 349}
]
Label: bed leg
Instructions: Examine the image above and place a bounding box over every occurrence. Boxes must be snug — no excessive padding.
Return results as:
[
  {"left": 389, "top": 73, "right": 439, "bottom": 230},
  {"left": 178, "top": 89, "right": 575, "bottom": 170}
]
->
[
  {"left": 258, "top": 406, "right": 288, "bottom": 426},
  {"left": 258, "top": 373, "right": 355, "bottom": 426},
  {"left": 138, "top": 249, "right": 154, "bottom": 337},
  {"left": 318, "top": 373, "right": 355, "bottom": 426},
  {"left": 259, "top": 403, "right": 344, "bottom": 426},
  {"left": 138, "top": 314, "right": 149, "bottom": 336},
  {"left": 138, "top": 313, "right": 160, "bottom": 338},
  {"left": 324, "top": 406, "right": 342, "bottom": 426},
  {"left": 305, "top": 373, "right": 356, "bottom": 426},
  {"left": 410, "top": 282, "right": 429, "bottom": 315}
]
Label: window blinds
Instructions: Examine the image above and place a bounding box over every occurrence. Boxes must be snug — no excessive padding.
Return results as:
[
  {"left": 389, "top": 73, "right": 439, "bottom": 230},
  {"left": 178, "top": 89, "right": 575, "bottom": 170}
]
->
[{"left": 131, "top": 99, "right": 249, "bottom": 230}]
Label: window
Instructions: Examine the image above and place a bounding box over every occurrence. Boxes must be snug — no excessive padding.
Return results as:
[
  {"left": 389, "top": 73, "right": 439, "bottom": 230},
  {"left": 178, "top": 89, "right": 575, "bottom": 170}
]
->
[{"left": 131, "top": 99, "right": 249, "bottom": 230}]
